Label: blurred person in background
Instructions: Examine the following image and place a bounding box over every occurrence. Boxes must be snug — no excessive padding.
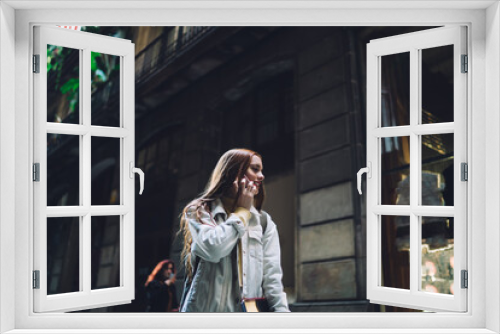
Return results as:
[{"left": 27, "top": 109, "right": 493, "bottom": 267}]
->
[{"left": 145, "top": 259, "right": 179, "bottom": 312}]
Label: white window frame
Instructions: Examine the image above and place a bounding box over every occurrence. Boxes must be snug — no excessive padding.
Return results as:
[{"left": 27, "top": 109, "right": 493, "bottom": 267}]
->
[{"left": 1, "top": 1, "right": 499, "bottom": 333}]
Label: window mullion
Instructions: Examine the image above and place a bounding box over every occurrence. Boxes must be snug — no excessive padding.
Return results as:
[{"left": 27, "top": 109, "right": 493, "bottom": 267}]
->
[
  {"left": 78, "top": 216, "right": 84, "bottom": 292},
  {"left": 372, "top": 205, "right": 411, "bottom": 215},
  {"left": 122, "top": 51, "right": 135, "bottom": 293},
  {"left": 409, "top": 47, "right": 420, "bottom": 294},
  {"left": 82, "top": 214, "right": 91, "bottom": 293},
  {"left": 120, "top": 55, "right": 125, "bottom": 288},
  {"left": 82, "top": 47, "right": 92, "bottom": 295}
]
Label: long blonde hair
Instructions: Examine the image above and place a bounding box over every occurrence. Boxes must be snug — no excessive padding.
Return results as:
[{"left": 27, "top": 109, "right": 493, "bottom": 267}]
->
[{"left": 178, "top": 148, "right": 265, "bottom": 280}]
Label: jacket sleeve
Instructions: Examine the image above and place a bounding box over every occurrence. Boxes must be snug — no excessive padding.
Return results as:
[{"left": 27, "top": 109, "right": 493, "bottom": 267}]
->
[
  {"left": 186, "top": 205, "right": 248, "bottom": 263},
  {"left": 261, "top": 213, "right": 290, "bottom": 312}
]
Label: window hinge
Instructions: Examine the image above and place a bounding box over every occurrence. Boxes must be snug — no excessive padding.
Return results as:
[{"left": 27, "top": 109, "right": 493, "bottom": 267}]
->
[
  {"left": 461, "top": 162, "right": 468, "bottom": 181},
  {"left": 461, "top": 54, "right": 468, "bottom": 73},
  {"left": 33, "top": 163, "right": 40, "bottom": 182},
  {"left": 461, "top": 270, "right": 468, "bottom": 289},
  {"left": 33, "top": 270, "right": 40, "bottom": 289},
  {"left": 33, "top": 54, "right": 40, "bottom": 73}
]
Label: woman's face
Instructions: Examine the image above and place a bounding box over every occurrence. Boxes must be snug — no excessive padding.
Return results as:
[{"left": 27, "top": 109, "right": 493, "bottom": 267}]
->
[
  {"left": 163, "top": 263, "right": 174, "bottom": 278},
  {"left": 245, "top": 155, "right": 265, "bottom": 194}
]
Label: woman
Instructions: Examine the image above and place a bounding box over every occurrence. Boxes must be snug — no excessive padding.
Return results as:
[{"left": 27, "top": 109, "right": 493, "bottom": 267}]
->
[
  {"left": 178, "top": 148, "right": 289, "bottom": 312},
  {"left": 145, "top": 259, "right": 179, "bottom": 312}
]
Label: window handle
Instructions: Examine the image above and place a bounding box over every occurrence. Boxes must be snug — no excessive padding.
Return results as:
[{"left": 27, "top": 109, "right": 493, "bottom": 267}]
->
[
  {"left": 129, "top": 162, "right": 144, "bottom": 195},
  {"left": 357, "top": 162, "right": 371, "bottom": 195}
]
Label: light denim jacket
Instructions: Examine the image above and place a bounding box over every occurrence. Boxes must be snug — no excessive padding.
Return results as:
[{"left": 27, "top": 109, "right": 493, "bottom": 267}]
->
[{"left": 179, "top": 198, "right": 289, "bottom": 312}]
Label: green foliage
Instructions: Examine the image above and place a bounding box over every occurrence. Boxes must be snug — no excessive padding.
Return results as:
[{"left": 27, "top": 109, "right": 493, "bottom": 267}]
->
[
  {"left": 91, "top": 52, "right": 119, "bottom": 94},
  {"left": 47, "top": 44, "right": 80, "bottom": 117},
  {"left": 60, "top": 78, "right": 79, "bottom": 94},
  {"left": 46, "top": 28, "right": 124, "bottom": 121},
  {"left": 91, "top": 51, "right": 101, "bottom": 71}
]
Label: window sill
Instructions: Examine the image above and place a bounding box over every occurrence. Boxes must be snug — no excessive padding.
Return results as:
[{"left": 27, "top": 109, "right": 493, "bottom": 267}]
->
[{"left": 3, "top": 329, "right": 498, "bottom": 334}]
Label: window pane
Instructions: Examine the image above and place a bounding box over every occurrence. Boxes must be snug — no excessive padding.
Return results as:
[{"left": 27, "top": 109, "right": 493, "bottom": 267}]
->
[
  {"left": 47, "top": 45, "right": 80, "bottom": 124},
  {"left": 91, "top": 216, "right": 120, "bottom": 290},
  {"left": 422, "top": 134, "right": 454, "bottom": 206},
  {"left": 381, "top": 52, "right": 410, "bottom": 127},
  {"left": 91, "top": 52, "right": 120, "bottom": 127},
  {"left": 47, "top": 217, "right": 80, "bottom": 295},
  {"left": 381, "top": 136, "right": 410, "bottom": 205},
  {"left": 47, "top": 134, "right": 79, "bottom": 206},
  {"left": 422, "top": 45, "right": 454, "bottom": 124},
  {"left": 91, "top": 137, "right": 120, "bottom": 205},
  {"left": 421, "top": 217, "right": 454, "bottom": 295},
  {"left": 381, "top": 215, "right": 410, "bottom": 290}
]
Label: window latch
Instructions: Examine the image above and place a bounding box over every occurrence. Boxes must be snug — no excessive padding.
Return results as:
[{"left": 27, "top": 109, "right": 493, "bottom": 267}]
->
[
  {"left": 357, "top": 162, "right": 372, "bottom": 195},
  {"left": 129, "top": 162, "right": 144, "bottom": 195}
]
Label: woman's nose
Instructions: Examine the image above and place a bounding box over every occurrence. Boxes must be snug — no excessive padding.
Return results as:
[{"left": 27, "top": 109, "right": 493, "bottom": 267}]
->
[{"left": 258, "top": 173, "right": 265, "bottom": 181}]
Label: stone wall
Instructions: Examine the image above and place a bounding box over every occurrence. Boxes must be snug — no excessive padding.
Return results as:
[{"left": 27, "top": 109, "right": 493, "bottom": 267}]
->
[
  {"left": 154, "top": 27, "right": 370, "bottom": 311},
  {"left": 292, "top": 29, "right": 369, "bottom": 312}
]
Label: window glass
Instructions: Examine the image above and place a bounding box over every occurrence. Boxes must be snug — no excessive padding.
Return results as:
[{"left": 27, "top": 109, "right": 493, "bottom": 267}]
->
[
  {"left": 422, "top": 45, "right": 454, "bottom": 124},
  {"left": 381, "top": 136, "right": 410, "bottom": 205},
  {"left": 47, "top": 45, "right": 80, "bottom": 124},
  {"left": 47, "top": 134, "right": 80, "bottom": 206},
  {"left": 421, "top": 217, "right": 454, "bottom": 294},
  {"left": 91, "top": 137, "right": 121, "bottom": 206},
  {"left": 381, "top": 215, "right": 410, "bottom": 290},
  {"left": 422, "top": 134, "right": 454, "bottom": 206},
  {"left": 91, "top": 52, "right": 121, "bottom": 127},
  {"left": 381, "top": 52, "right": 410, "bottom": 127},
  {"left": 91, "top": 216, "right": 121, "bottom": 290},
  {"left": 47, "top": 217, "right": 80, "bottom": 294}
]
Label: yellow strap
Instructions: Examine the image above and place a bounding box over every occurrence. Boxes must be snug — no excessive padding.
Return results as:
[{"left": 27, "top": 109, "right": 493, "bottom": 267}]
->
[
  {"left": 237, "top": 240, "right": 243, "bottom": 290},
  {"left": 233, "top": 207, "right": 251, "bottom": 226}
]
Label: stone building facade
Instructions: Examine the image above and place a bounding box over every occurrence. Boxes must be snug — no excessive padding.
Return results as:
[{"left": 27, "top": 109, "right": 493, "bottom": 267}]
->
[
  {"left": 61, "top": 26, "right": 428, "bottom": 312},
  {"left": 130, "top": 26, "right": 373, "bottom": 312}
]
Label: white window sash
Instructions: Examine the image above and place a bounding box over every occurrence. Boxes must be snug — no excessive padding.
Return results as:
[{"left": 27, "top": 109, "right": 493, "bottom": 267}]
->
[
  {"left": 365, "top": 26, "right": 467, "bottom": 312},
  {"left": 32, "top": 25, "right": 136, "bottom": 313}
]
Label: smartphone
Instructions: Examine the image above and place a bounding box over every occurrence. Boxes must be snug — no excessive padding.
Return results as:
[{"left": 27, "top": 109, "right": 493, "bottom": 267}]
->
[{"left": 242, "top": 174, "right": 254, "bottom": 186}]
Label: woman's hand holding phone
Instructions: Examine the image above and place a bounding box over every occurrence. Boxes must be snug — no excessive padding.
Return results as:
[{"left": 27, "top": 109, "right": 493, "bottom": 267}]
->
[{"left": 234, "top": 175, "right": 258, "bottom": 210}]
